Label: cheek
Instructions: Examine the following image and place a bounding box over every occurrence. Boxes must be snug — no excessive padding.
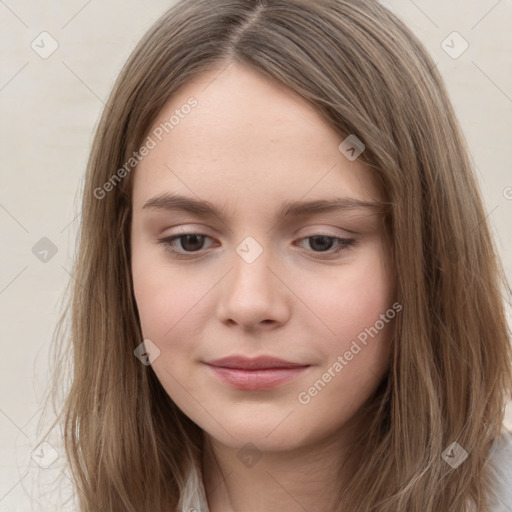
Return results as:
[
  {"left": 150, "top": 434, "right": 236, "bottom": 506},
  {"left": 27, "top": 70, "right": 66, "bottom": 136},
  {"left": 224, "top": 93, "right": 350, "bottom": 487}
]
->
[
  {"left": 131, "top": 258, "right": 208, "bottom": 396},
  {"left": 294, "top": 242, "right": 394, "bottom": 353},
  {"left": 131, "top": 240, "right": 212, "bottom": 342},
  {"left": 292, "top": 242, "right": 395, "bottom": 413}
]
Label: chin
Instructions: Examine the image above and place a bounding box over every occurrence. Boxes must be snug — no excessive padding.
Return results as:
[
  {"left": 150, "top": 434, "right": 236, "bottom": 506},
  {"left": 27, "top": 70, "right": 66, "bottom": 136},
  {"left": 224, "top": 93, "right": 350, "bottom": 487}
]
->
[{"left": 200, "top": 414, "right": 314, "bottom": 452}]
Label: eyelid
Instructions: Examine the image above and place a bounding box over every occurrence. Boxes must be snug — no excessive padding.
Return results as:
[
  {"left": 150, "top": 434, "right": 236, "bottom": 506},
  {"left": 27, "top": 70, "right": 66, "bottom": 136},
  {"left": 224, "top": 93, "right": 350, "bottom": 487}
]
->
[{"left": 162, "top": 224, "right": 355, "bottom": 238}]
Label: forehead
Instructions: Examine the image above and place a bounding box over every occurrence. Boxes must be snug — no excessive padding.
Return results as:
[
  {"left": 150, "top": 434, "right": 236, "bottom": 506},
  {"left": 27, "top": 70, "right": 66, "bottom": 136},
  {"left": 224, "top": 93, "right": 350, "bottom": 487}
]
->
[{"left": 132, "top": 62, "right": 382, "bottom": 212}]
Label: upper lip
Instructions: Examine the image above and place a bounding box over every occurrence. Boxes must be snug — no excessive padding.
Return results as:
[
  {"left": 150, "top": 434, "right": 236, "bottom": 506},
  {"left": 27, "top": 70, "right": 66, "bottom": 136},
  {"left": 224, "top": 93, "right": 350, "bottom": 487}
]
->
[{"left": 205, "top": 355, "right": 309, "bottom": 370}]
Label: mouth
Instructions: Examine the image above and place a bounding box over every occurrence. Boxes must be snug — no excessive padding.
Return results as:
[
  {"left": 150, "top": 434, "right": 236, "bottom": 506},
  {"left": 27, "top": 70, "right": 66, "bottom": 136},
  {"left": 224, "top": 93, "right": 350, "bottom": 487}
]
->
[{"left": 204, "top": 355, "right": 311, "bottom": 390}]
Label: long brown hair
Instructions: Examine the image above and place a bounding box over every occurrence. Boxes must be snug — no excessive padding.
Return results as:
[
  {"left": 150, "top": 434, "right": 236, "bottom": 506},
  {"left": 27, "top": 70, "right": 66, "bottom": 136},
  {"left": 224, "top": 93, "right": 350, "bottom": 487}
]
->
[{"left": 39, "top": 0, "right": 512, "bottom": 510}]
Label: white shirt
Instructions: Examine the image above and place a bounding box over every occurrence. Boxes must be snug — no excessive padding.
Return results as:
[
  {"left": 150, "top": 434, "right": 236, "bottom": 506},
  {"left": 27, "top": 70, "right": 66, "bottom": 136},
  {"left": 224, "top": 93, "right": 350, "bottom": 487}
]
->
[
  {"left": 487, "top": 428, "right": 512, "bottom": 511},
  {"left": 180, "top": 429, "right": 512, "bottom": 512}
]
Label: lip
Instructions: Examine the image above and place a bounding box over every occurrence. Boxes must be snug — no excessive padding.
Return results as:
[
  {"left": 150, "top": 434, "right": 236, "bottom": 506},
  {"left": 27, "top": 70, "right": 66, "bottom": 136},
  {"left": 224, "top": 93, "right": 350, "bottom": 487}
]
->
[
  {"left": 204, "top": 355, "right": 310, "bottom": 391},
  {"left": 206, "top": 355, "right": 308, "bottom": 370}
]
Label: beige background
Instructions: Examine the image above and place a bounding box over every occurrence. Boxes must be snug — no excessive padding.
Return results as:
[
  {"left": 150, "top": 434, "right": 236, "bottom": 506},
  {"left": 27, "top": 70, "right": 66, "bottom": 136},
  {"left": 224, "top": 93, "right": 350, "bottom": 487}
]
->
[{"left": 0, "top": 0, "right": 511, "bottom": 509}]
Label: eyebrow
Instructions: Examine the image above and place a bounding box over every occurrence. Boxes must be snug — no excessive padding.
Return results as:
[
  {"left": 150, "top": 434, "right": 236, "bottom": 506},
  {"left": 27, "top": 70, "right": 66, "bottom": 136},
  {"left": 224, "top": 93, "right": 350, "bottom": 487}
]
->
[{"left": 142, "top": 192, "right": 387, "bottom": 221}]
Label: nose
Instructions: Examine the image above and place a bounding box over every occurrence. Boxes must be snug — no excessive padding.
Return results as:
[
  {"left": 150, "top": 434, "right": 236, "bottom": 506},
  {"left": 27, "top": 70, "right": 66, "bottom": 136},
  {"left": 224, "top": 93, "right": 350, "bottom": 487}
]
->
[{"left": 216, "top": 239, "right": 290, "bottom": 331}]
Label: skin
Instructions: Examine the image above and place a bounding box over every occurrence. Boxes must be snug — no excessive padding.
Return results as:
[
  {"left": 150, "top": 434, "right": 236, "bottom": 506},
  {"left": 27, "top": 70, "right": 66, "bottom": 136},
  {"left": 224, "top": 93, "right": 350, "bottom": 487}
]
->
[{"left": 130, "top": 62, "right": 396, "bottom": 512}]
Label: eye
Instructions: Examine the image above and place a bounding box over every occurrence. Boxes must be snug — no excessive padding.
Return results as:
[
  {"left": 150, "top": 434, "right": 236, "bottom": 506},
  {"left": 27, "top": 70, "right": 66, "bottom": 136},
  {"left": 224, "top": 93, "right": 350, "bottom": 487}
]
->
[
  {"left": 295, "top": 234, "right": 356, "bottom": 257},
  {"left": 157, "top": 232, "right": 356, "bottom": 259},
  {"left": 158, "top": 233, "right": 214, "bottom": 257}
]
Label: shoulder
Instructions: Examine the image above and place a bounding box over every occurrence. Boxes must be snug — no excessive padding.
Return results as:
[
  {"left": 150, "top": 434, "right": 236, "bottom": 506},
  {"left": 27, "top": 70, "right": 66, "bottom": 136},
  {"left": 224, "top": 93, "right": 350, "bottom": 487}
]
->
[{"left": 486, "top": 427, "right": 512, "bottom": 511}]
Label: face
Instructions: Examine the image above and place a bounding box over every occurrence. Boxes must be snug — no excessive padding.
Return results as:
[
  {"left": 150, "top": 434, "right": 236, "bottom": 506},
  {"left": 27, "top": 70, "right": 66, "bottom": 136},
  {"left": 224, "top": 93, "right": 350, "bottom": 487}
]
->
[{"left": 130, "top": 62, "right": 396, "bottom": 452}]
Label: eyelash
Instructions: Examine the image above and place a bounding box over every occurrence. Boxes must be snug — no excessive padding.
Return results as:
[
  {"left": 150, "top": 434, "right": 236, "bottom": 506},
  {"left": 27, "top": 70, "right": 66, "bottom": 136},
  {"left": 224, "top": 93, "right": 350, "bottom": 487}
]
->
[{"left": 157, "top": 232, "right": 356, "bottom": 260}]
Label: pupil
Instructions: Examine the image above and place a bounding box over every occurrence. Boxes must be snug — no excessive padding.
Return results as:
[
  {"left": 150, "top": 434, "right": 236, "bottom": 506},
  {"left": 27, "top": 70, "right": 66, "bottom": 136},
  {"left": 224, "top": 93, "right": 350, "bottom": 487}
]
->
[
  {"left": 182, "top": 234, "right": 204, "bottom": 252},
  {"left": 310, "top": 236, "right": 333, "bottom": 252}
]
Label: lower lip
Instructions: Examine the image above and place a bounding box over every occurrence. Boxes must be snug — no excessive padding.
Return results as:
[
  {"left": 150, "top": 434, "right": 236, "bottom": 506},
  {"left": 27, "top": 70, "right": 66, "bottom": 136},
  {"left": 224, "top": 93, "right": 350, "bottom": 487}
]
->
[{"left": 206, "top": 365, "right": 309, "bottom": 390}]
